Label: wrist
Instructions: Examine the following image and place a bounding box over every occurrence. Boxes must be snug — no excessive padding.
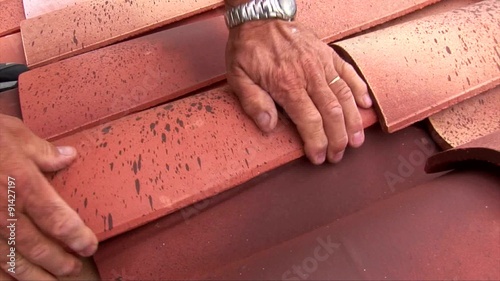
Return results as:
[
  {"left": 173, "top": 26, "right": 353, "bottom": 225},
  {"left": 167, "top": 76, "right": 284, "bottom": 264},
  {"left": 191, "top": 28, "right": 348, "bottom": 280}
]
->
[{"left": 225, "top": 0, "right": 297, "bottom": 29}]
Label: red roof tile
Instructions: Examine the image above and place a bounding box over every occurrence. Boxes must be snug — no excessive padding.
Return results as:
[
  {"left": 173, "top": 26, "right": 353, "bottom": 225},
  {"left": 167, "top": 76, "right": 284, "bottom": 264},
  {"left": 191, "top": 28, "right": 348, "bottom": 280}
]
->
[
  {"left": 334, "top": 0, "right": 500, "bottom": 133},
  {"left": 19, "top": 16, "right": 228, "bottom": 140},
  {"left": 22, "top": 0, "right": 84, "bottom": 18},
  {"left": 428, "top": 86, "right": 500, "bottom": 149},
  {"left": 0, "top": 32, "right": 25, "bottom": 64},
  {"left": 20, "top": 0, "right": 224, "bottom": 68},
  {"left": 47, "top": 84, "right": 375, "bottom": 242},
  {"left": 0, "top": 0, "right": 24, "bottom": 37},
  {"left": 360, "top": 0, "right": 481, "bottom": 32},
  {"left": 94, "top": 125, "right": 446, "bottom": 280},
  {"left": 20, "top": 0, "right": 441, "bottom": 68},
  {"left": 0, "top": 88, "right": 22, "bottom": 119},
  {"left": 426, "top": 129, "right": 500, "bottom": 173},
  {"left": 19, "top": 0, "right": 439, "bottom": 140}
]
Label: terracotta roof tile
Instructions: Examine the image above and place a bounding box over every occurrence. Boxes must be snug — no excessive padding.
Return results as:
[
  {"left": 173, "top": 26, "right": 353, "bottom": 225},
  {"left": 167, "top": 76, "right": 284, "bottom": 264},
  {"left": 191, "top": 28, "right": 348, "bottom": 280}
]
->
[
  {"left": 22, "top": 0, "right": 85, "bottom": 18},
  {"left": 360, "top": 0, "right": 481, "bottom": 33},
  {"left": 0, "top": 0, "right": 25, "bottom": 37},
  {"left": 20, "top": 0, "right": 224, "bottom": 68},
  {"left": 47, "top": 84, "right": 375, "bottom": 242},
  {"left": 426, "top": 129, "right": 500, "bottom": 173},
  {"left": 20, "top": 0, "right": 440, "bottom": 68},
  {"left": 95, "top": 127, "right": 500, "bottom": 280},
  {"left": 0, "top": 88, "right": 22, "bottom": 118},
  {"left": 19, "top": 16, "right": 228, "bottom": 140},
  {"left": 20, "top": 0, "right": 439, "bottom": 140},
  {"left": 0, "top": 32, "right": 25, "bottom": 64},
  {"left": 334, "top": 0, "right": 500, "bottom": 133},
  {"left": 428, "top": 86, "right": 500, "bottom": 149}
]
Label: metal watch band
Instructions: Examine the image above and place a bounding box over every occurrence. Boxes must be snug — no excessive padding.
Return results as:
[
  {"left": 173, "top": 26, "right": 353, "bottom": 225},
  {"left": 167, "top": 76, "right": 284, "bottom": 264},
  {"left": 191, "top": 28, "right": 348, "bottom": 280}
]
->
[{"left": 225, "top": 0, "right": 294, "bottom": 28}]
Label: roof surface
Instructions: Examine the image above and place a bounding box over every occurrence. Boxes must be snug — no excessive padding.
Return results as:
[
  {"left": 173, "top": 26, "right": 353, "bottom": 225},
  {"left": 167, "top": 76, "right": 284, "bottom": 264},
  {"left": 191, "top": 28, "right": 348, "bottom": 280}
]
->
[{"left": 0, "top": 0, "right": 498, "bottom": 280}]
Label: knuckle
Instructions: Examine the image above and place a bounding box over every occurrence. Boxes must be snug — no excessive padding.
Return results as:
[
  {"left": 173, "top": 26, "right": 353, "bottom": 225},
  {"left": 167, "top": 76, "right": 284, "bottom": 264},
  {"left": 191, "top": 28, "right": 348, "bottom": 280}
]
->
[
  {"left": 60, "top": 260, "right": 79, "bottom": 277},
  {"left": 337, "top": 58, "right": 349, "bottom": 74},
  {"left": 50, "top": 212, "right": 80, "bottom": 239},
  {"left": 11, "top": 255, "right": 32, "bottom": 277},
  {"left": 303, "top": 110, "right": 323, "bottom": 126},
  {"left": 301, "top": 54, "right": 317, "bottom": 70},
  {"left": 321, "top": 100, "right": 343, "bottom": 118},
  {"left": 335, "top": 84, "right": 354, "bottom": 103},
  {"left": 28, "top": 243, "right": 51, "bottom": 262},
  {"left": 305, "top": 139, "right": 328, "bottom": 159},
  {"left": 330, "top": 134, "right": 349, "bottom": 152},
  {"left": 278, "top": 69, "right": 301, "bottom": 88}
]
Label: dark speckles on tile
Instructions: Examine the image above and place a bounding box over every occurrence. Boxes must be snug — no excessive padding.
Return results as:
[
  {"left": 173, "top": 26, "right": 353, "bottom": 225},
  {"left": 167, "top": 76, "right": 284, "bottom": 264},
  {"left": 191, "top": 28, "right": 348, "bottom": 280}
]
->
[
  {"left": 334, "top": 0, "right": 500, "bottom": 133},
  {"left": 148, "top": 195, "right": 153, "bottom": 210},
  {"left": 0, "top": 0, "right": 25, "bottom": 37},
  {"left": 102, "top": 126, "right": 112, "bottom": 134},
  {"left": 429, "top": 86, "right": 500, "bottom": 149},
  {"left": 20, "top": 0, "right": 224, "bottom": 67},
  {"left": 18, "top": 16, "right": 228, "bottom": 140},
  {"left": 48, "top": 85, "right": 308, "bottom": 241},
  {"left": 19, "top": 0, "right": 437, "bottom": 141},
  {"left": 108, "top": 213, "right": 113, "bottom": 230},
  {"left": 135, "top": 179, "right": 141, "bottom": 195}
]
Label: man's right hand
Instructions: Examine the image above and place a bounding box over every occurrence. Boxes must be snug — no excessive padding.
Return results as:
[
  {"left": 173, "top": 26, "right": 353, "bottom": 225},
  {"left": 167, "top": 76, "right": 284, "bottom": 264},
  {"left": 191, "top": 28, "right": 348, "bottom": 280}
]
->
[{"left": 0, "top": 114, "right": 98, "bottom": 280}]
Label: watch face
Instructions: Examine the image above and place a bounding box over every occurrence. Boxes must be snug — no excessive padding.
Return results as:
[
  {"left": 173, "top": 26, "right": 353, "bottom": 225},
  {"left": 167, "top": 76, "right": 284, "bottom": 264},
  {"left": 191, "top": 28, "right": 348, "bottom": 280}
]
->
[{"left": 278, "top": 0, "right": 297, "bottom": 18}]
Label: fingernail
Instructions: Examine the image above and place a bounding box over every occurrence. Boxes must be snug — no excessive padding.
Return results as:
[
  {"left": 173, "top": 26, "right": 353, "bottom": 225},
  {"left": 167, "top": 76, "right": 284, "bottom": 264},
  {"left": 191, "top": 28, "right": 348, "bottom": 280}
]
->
[
  {"left": 57, "top": 146, "right": 76, "bottom": 156},
  {"left": 256, "top": 112, "right": 271, "bottom": 129},
  {"left": 352, "top": 131, "right": 365, "bottom": 147},
  {"left": 332, "top": 151, "right": 344, "bottom": 163},
  {"left": 78, "top": 242, "right": 98, "bottom": 257},
  {"left": 364, "top": 95, "right": 373, "bottom": 107},
  {"left": 315, "top": 152, "right": 326, "bottom": 165}
]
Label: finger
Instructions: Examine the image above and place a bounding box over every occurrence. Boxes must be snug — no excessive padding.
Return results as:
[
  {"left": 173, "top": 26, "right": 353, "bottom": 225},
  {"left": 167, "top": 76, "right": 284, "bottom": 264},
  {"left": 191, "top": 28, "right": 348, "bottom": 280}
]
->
[
  {"left": 23, "top": 130, "right": 77, "bottom": 172},
  {"left": 326, "top": 59, "right": 365, "bottom": 150},
  {"left": 0, "top": 268, "right": 15, "bottom": 281},
  {"left": 0, "top": 115, "right": 76, "bottom": 172},
  {"left": 273, "top": 86, "right": 328, "bottom": 165},
  {"left": 332, "top": 51, "right": 372, "bottom": 108},
  {"left": 227, "top": 68, "right": 279, "bottom": 132},
  {"left": 22, "top": 165, "right": 98, "bottom": 258},
  {"left": 308, "top": 68, "right": 348, "bottom": 163},
  {"left": 0, "top": 240, "right": 56, "bottom": 281},
  {"left": 0, "top": 213, "right": 82, "bottom": 277}
]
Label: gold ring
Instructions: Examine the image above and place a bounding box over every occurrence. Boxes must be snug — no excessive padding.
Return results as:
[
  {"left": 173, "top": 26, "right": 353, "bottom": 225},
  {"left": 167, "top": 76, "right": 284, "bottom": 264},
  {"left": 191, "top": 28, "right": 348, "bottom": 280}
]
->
[{"left": 328, "top": 76, "right": 341, "bottom": 85}]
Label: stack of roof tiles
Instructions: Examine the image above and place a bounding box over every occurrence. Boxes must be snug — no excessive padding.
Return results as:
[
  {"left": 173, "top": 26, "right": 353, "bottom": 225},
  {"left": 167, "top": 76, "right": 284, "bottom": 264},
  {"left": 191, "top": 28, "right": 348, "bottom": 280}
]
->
[{"left": 0, "top": 0, "right": 498, "bottom": 279}]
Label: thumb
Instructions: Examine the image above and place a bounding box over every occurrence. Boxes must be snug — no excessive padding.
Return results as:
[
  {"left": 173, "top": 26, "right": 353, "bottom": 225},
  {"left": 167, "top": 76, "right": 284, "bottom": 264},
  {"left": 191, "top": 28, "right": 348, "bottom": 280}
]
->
[
  {"left": 228, "top": 71, "right": 278, "bottom": 133},
  {"left": 25, "top": 134, "right": 77, "bottom": 172}
]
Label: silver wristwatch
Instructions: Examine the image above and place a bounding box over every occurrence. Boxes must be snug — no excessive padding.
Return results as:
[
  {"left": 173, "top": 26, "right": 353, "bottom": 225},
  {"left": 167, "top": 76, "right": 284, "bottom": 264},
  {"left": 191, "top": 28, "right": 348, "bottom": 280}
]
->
[{"left": 225, "top": 0, "right": 297, "bottom": 28}]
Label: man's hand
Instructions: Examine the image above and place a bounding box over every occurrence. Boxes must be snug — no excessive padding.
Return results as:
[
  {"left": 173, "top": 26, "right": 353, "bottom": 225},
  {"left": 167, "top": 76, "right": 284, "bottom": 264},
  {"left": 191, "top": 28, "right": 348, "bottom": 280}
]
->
[
  {"left": 0, "top": 114, "right": 98, "bottom": 280},
  {"left": 226, "top": 20, "right": 373, "bottom": 164}
]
